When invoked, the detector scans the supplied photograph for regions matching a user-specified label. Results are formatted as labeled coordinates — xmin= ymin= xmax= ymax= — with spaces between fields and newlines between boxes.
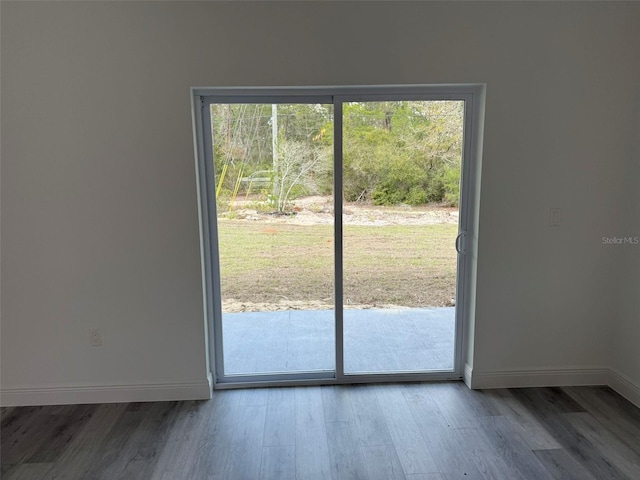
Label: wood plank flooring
xmin=1 ymin=383 xmax=639 ymax=479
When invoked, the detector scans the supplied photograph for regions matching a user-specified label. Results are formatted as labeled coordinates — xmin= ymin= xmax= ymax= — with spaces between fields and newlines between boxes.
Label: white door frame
xmin=191 ymin=84 xmax=485 ymax=389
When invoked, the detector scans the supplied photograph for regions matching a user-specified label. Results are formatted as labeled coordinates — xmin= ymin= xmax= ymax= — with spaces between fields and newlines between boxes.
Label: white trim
xmin=465 ymin=367 xmax=640 ymax=408
xmin=194 ymin=84 xmax=485 ymax=387
xmin=608 ymin=368 xmax=640 ymax=408
xmin=334 ymin=98 xmax=345 ymax=381
xmin=0 ymin=379 xmax=212 ymax=407
xmin=214 ymin=372 xmax=461 ymax=390
xmin=4 ymin=370 xmax=636 ymax=407
xmin=192 ymin=84 xmax=483 ymax=98
xmin=463 ymin=363 xmax=474 ymax=388
xmin=467 ymin=367 xmax=610 ymax=390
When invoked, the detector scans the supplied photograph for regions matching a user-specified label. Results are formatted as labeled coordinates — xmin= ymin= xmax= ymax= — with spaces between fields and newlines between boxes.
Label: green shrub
xmin=425 ymin=180 xmax=445 ymax=203
xmin=372 ymin=186 xmax=404 ymax=205
xmin=406 ymin=187 xmax=428 ymax=206
xmin=440 ymin=167 xmax=461 ymax=206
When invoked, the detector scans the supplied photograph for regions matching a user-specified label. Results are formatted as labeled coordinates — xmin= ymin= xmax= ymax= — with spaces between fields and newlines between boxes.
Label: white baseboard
xmin=608 ymin=369 xmax=640 ymax=408
xmin=463 ymin=363 xmax=473 ymax=388
xmin=3 ymin=370 xmax=637 ymax=408
xmin=0 ymin=379 xmax=212 ymax=407
xmin=466 ymin=367 xmax=610 ymax=390
xmin=465 ymin=366 xmax=640 ymax=408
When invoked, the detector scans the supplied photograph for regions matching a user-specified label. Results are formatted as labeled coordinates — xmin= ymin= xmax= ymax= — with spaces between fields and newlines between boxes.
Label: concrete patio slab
xmin=221 ymin=307 xmax=455 ymax=375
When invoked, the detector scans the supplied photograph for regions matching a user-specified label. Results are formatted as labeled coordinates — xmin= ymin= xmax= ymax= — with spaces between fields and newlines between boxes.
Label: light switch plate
xmin=549 ymin=208 xmax=561 ymax=227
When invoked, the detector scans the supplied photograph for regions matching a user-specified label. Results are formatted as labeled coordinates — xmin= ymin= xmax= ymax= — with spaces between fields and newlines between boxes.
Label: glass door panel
xmin=210 ymin=103 xmax=335 ymax=376
xmin=341 ymin=100 xmax=464 ymax=374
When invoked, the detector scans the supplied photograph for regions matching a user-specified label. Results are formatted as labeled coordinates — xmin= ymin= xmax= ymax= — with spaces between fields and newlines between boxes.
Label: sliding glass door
xmin=206 ymin=99 xmax=336 ymax=380
xmin=193 ymin=86 xmax=479 ymax=386
xmin=341 ymin=99 xmax=464 ymax=374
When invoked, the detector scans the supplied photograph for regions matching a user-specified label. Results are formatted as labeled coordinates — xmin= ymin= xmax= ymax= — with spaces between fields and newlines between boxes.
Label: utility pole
xmin=272 ymin=104 xmax=278 ymax=207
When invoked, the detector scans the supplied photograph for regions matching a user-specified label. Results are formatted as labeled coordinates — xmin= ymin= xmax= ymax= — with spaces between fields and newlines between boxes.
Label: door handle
xmin=455 ymin=232 xmax=466 ymax=254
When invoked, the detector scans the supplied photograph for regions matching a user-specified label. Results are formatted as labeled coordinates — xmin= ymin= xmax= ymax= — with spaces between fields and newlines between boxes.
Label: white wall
xmin=2 ymin=1 xmax=639 ymax=405
xmin=610 ymin=88 xmax=640 ymax=402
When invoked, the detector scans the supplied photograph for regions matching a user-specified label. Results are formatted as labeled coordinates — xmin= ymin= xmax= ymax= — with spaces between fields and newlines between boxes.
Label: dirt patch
xmin=226 ymin=196 xmax=459 ymax=227
xmin=222 ymin=299 xmax=418 ymax=313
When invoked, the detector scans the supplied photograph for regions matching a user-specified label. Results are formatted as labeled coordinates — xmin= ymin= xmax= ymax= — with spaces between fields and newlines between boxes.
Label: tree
xmin=272 ymin=138 xmax=330 ymax=212
xmin=342 ymin=100 xmax=464 ymax=206
xmin=210 ymin=100 xmax=464 ymax=208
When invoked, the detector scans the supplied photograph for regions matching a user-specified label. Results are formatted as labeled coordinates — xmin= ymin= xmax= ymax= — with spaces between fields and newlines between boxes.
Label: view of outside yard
xmin=218 ymin=199 xmax=458 ymax=312
xmin=211 ymin=100 xmax=464 ymax=314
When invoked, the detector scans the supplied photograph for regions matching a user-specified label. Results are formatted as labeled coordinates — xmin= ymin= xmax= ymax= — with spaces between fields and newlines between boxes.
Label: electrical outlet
xmin=549 ymin=207 xmax=561 ymax=227
xmin=89 ymin=328 xmax=103 ymax=346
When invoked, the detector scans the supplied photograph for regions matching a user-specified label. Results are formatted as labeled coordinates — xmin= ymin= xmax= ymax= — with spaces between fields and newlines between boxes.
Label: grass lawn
xmin=218 ymin=220 xmax=458 ymax=309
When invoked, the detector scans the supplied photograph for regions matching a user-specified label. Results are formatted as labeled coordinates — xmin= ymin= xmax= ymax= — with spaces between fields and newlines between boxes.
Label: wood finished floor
xmin=2 ymin=383 xmax=639 ymax=479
